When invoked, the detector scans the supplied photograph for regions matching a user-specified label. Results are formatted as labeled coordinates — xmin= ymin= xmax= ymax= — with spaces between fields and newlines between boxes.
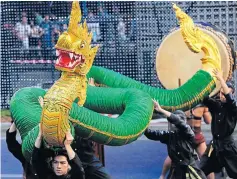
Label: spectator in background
xmin=117 ymin=17 xmax=126 ymax=42
xmin=52 ymin=25 xmax=61 ymax=46
xmin=15 ymin=12 xmax=27 ymax=23
xmin=88 ymin=11 xmax=96 ymax=21
xmin=15 ymin=16 xmax=31 ymax=54
xmin=62 ymin=24 xmax=68 ymax=31
xmin=29 ymin=20 xmax=43 ymax=59
xmin=21 ymin=12 xmax=27 ymax=17
xmin=35 ymin=12 xmax=43 ymax=26
xmin=98 ymin=5 xmax=109 ymax=18
xmin=40 ymin=15 xmax=52 ymax=60
xmin=128 ymin=14 xmax=137 ymax=42
xmin=50 ymin=14 xmax=61 ymax=47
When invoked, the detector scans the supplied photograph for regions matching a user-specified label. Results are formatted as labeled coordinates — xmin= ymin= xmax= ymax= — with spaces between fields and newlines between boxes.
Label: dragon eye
xmin=80 ymin=43 xmax=85 ymax=48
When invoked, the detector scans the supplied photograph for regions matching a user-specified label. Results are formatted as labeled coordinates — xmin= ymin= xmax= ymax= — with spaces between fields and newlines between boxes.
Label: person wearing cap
xmin=144 ymin=100 xmax=207 ymax=179
xmin=32 ymin=124 xmax=85 ymax=179
xmin=199 ymin=69 xmax=237 ymax=178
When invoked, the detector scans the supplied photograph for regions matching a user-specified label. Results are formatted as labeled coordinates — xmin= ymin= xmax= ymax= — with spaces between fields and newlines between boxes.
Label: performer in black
xmin=6 ymin=122 xmax=39 ymax=179
xmin=32 ymin=124 xmax=85 ymax=179
xmin=199 ymin=69 xmax=237 ymax=178
xmin=145 ymin=100 xmax=206 ymax=179
xmin=38 ymin=96 xmax=112 ymax=179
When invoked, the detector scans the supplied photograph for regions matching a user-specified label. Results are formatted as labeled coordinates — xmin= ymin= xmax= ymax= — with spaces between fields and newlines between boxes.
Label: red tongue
xmin=59 ymin=52 xmax=72 ymax=66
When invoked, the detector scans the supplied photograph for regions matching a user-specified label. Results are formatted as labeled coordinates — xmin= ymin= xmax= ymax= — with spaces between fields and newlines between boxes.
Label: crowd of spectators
xmin=3 ymin=3 xmax=137 ymax=61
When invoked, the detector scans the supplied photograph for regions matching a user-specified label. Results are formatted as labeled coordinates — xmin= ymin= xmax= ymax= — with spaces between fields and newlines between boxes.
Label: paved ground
xmin=1 ymin=121 xmax=236 ymax=179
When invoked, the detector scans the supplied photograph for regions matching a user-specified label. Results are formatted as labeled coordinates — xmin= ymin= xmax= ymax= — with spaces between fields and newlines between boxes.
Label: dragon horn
xmin=68 ymin=1 xmax=82 ymax=38
xmin=88 ymin=32 xmax=93 ymax=44
xmin=90 ymin=45 xmax=99 ymax=59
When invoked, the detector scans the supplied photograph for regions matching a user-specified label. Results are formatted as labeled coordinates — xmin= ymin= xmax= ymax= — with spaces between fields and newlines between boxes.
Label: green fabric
xmin=10 ymin=66 xmax=215 ymax=161
xmin=87 ymin=66 xmax=215 ymax=111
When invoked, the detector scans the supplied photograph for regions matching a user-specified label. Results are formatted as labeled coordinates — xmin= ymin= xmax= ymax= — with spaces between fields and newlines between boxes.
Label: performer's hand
xmin=212 ymin=69 xmax=224 ymax=82
xmin=152 ymin=99 xmax=162 ymax=112
xmin=212 ymin=69 xmax=231 ymax=94
xmin=204 ymin=107 xmax=209 ymax=113
xmin=35 ymin=124 xmax=43 ymax=148
xmin=38 ymin=96 xmax=44 ymax=107
xmin=88 ymin=78 xmax=95 ymax=86
xmin=159 ymin=175 xmax=165 ymax=179
xmin=9 ymin=122 xmax=17 ymax=133
xmin=64 ymin=130 xmax=74 ymax=146
xmin=64 ymin=130 xmax=76 ymax=160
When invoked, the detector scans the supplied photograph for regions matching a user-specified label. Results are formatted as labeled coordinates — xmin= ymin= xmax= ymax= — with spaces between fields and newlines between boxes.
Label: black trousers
xmin=167 ymin=163 xmax=207 ymax=179
xmin=199 ymin=140 xmax=237 ymax=178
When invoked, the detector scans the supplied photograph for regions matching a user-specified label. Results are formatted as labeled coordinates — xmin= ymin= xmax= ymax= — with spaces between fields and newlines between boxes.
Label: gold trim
xmin=68 ymin=113 xmax=153 ymax=140
xmin=84 ymin=130 xmax=95 ymax=140
xmin=124 ymin=138 xmax=130 ymax=145
xmin=188 ymin=165 xmax=202 ymax=179
xmin=162 ymin=79 xmax=215 ymax=111
xmin=104 ymin=136 xmax=113 ymax=145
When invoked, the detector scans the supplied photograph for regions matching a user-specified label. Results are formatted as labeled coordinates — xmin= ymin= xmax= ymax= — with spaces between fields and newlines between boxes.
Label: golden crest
xmin=173 ymin=4 xmax=221 ymax=77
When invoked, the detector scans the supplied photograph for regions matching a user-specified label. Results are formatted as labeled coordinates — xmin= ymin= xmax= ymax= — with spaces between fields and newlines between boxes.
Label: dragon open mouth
xmin=55 ymin=49 xmax=85 ymax=70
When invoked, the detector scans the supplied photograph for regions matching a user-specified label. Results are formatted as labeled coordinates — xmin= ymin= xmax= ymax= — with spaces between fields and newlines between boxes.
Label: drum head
xmin=156 ymin=24 xmax=234 ymax=96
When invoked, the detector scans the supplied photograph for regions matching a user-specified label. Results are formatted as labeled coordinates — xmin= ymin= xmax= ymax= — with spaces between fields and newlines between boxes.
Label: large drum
xmin=156 ymin=22 xmax=236 ymax=96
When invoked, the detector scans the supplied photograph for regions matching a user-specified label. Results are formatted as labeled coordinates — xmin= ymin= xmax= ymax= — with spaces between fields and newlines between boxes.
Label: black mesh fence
xmin=1 ymin=1 xmax=237 ymax=109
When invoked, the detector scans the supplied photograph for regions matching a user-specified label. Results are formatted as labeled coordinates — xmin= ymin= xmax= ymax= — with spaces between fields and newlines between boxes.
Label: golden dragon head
xmin=55 ymin=1 xmax=98 ymax=75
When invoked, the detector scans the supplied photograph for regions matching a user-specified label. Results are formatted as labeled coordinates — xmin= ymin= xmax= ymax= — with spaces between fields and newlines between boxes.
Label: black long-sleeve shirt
xmin=145 ymin=114 xmax=196 ymax=166
xmin=71 ymin=136 xmax=96 ymax=165
xmin=203 ymin=93 xmax=237 ymax=140
xmin=6 ymin=129 xmax=38 ymax=179
xmin=32 ymin=147 xmax=85 ymax=179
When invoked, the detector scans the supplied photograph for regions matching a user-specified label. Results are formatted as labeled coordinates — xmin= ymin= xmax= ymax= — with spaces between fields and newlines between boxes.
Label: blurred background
xmin=1 ymin=1 xmax=237 ymax=109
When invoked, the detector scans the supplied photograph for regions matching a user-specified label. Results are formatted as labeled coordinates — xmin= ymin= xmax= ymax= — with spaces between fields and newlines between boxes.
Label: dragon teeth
xmin=69 ymin=53 xmax=74 ymax=60
xmin=68 ymin=61 xmax=76 ymax=67
xmin=56 ymin=50 xmax=60 ymax=56
xmin=77 ymin=55 xmax=81 ymax=62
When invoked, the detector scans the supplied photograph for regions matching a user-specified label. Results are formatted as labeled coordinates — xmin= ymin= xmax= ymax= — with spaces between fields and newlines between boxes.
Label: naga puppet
xmin=10 ymin=2 xmax=236 ymax=161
